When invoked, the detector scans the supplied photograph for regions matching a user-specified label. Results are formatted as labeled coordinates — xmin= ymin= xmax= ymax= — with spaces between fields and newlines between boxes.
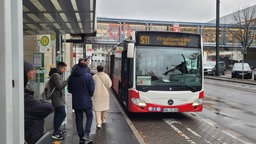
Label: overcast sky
xmin=96 ymin=0 xmax=256 ymax=23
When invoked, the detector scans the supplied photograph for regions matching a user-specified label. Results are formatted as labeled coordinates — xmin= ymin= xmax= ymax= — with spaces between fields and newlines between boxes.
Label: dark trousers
xmin=53 ymin=106 xmax=66 ymax=134
xmin=74 ymin=108 xmax=93 ymax=138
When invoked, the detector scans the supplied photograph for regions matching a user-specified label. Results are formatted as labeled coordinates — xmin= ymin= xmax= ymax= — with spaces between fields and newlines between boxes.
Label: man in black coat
xmin=24 ymin=61 xmax=53 ymax=144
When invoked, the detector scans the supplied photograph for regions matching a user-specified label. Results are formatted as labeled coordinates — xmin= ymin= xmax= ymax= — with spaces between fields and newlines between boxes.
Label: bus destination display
xmin=136 ymin=32 xmax=200 ymax=48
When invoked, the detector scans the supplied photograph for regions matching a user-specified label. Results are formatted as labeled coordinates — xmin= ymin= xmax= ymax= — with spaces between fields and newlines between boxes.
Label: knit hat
xmin=24 ymin=61 xmax=34 ymax=74
xmin=24 ymin=61 xmax=34 ymax=87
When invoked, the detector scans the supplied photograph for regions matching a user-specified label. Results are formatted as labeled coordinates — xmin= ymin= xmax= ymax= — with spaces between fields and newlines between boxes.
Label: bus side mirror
xmin=127 ymin=43 xmax=134 ymax=58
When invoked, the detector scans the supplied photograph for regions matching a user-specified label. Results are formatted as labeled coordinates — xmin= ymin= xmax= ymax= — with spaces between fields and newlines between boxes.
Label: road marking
xmin=186 ymin=128 xmax=201 ymax=137
xmin=164 ymin=119 xmax=196 ymax=144
xmin=194 ymin=117 xmax=254 ymax=144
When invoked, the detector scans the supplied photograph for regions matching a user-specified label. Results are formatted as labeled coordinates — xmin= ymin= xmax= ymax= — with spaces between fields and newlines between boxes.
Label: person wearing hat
xmin=24 ymin=61 xmax=36 ymax=94
xmin=24 ymin=61 xmax=53 ymax=144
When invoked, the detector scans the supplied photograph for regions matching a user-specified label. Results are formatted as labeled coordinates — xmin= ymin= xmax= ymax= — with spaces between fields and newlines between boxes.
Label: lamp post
xmin=241 ymin=33 xmax=246 ymax=80
xmin=216 ymin=0 xmax=220 ymax=76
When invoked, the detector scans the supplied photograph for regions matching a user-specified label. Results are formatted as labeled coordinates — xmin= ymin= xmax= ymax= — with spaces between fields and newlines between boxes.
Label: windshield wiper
xmin=138 ymin=86 xmax=150 ymax=92
xmin=179 ymin=84 xmax=199 ymax=92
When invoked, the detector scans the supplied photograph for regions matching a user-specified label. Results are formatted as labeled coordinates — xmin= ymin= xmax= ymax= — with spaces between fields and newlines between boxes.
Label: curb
xmin=205 ymin=76 xmax=256 ymax=85
xmin=110 ymin=91 xmax=146 ymax=144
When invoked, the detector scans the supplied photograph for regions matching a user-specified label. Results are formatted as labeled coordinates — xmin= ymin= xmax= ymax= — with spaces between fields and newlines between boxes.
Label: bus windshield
xmin=135 ymin=46 xmax=202 ymax=92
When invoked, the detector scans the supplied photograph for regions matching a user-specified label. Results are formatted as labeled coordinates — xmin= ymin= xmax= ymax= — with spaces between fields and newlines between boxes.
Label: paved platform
xmin=38 ymin=91 xmax=142 ymax=144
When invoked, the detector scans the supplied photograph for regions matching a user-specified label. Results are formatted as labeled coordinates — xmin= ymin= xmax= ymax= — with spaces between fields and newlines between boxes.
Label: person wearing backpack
xmin=42 ymin=67 xmax=58 ymax=100
xmin=24 ymin=61 xmax=53 ymax=144
xmin=49 ymin=62 xmax=68 ymax=140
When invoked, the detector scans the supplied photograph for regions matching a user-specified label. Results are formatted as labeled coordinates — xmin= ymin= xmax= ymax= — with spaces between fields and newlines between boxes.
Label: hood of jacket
xmin=71 ymin=64 xmax=86 ymax=77
xmin=49 ymin=67 xmax=58 ymax=76
xmin=49 ymin=67 xmax=63 ymax=76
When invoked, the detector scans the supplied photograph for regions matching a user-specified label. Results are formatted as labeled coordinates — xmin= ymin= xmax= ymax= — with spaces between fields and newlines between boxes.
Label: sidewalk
xmin=39 ymin=90 xmax=142 ymax=144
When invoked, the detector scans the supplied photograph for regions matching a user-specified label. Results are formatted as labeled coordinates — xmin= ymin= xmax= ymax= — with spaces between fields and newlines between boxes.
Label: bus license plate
xmin=163 ymin=108 xmax=178 ymax=112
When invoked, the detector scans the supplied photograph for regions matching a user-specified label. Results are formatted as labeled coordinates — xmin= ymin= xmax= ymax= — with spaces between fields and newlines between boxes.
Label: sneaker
xmin=59 ymin=130 xmax=66 ymax=135
xmin=82 ymin=135 xmax=92 ymax=143
xmin=102 ymin=120 xmax=106 ymax=124
xmin=79 ymin=139 xmax=85 ymax=144
xmin=52 ymin=133 xmax=65 ymax=140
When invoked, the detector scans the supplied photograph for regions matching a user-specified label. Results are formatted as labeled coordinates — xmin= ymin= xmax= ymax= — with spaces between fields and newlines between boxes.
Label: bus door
xmin=120 ymin=50 xmax=130 ymax=105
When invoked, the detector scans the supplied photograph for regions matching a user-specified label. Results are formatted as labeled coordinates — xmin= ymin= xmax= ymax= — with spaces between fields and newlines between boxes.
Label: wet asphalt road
xmin=198 ymin=78 xmax=256 ymax=143
xmin=128 ymin=77 xmax=256 ymax=144
xmin=129 ymin=112 xmax=247 ymax=144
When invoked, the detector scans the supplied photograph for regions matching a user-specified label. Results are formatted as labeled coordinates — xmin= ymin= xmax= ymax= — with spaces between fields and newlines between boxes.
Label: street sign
xmin=86 ymin=44 xmax=93 ymax=56
xmin=33 ymin=53 xmax=44 ymax=67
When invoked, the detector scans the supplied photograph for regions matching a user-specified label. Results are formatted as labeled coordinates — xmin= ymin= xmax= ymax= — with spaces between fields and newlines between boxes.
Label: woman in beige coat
xmin=92 ymin=65 xmax=112 ymax=128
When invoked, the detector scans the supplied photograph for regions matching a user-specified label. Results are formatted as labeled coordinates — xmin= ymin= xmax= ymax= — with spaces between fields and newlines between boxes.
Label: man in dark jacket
xmin=68 ymin=62 xmax=95 ymax=144
xmin=24 ymin=61 xmax=53 ymax=144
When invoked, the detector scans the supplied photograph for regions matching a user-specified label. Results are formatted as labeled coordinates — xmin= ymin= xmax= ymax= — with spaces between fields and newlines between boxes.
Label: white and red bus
xmin=110 ymin=31 xmax=204 ymax=113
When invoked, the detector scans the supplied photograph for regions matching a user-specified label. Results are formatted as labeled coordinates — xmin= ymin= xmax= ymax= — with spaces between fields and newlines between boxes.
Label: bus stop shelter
xmin=0 ymin=0 xmax=96 ymax=143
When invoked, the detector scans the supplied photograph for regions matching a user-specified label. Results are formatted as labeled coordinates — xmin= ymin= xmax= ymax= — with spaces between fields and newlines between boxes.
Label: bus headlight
xmin=192 ymin=98 xmax=203 ymax=106
xmin=131 ymin=98 xmax=146 ymax=107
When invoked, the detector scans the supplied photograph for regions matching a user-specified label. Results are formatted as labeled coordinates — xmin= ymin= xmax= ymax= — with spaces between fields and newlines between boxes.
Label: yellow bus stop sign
xmin=41 ymin=36 xmax=49 ymax=46
xmin=50 ymin=34 xmax=55 ymax=40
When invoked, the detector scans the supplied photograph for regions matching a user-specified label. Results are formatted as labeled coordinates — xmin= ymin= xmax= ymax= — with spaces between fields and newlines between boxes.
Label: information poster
xmin=137 ymin=76 xmax=151 ymax=85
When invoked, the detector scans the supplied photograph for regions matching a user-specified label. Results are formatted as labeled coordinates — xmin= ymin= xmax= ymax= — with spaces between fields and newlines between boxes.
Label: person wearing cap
xmin=24 ymin=61 xmax=53 ymax=144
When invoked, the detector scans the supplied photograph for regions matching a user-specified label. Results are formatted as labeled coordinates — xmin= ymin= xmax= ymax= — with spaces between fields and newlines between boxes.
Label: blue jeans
xmin=53 ymin=106 xmax=66 ymax=134
xmin=74 ymin=108 xmax=93 ymax=138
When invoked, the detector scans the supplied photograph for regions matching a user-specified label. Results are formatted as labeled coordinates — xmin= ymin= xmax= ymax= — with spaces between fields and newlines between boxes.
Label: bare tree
xmin=228 ymin=6 xmax=256 ymax=79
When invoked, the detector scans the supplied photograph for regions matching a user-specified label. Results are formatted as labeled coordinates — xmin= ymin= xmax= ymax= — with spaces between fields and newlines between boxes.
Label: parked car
xmin=204 ymin=61 xmax=226 ymax=75
xmin=254 ymin=69 xmax=256 ymax=80
xmin=231 ymin=63 xmax=252 ymax=79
